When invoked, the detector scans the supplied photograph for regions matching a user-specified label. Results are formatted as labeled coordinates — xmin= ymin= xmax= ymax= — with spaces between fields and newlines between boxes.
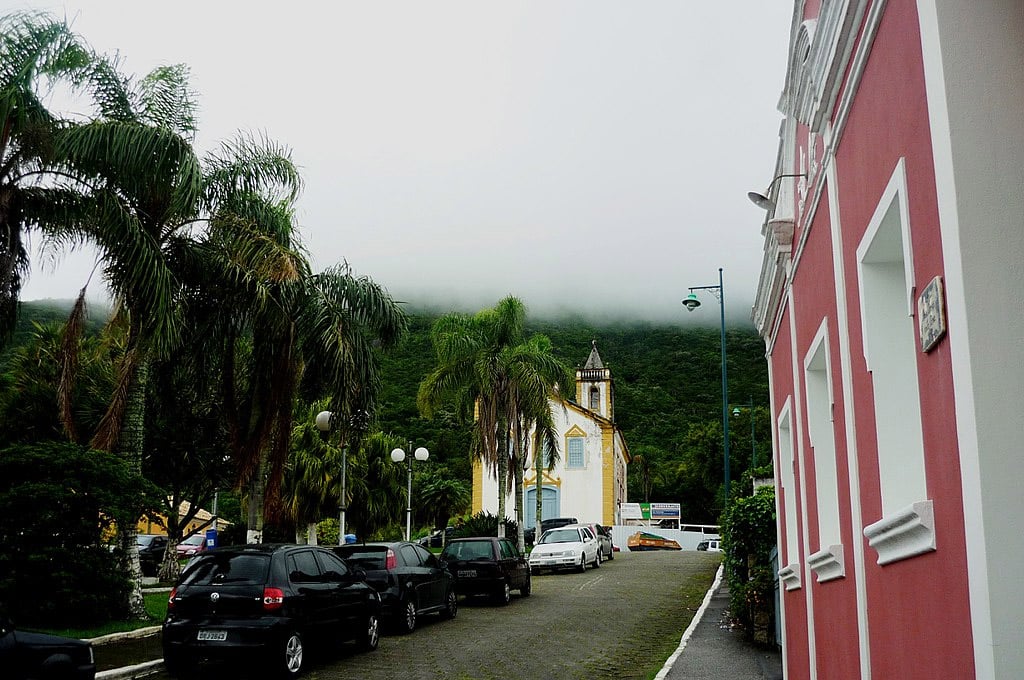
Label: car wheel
xmin=398 ymin=598 xmax=417 ymax=634
xmin=441 ymin=589 xmax=458 ymax=619
xmin=358 ymin=613 xmax=380 ymax=652
xmin=578 ymin=554 xmax=587 ymax=572
xmin=520 ymin=573 xmax=532 ymax=597
xmin=593 ymin=551 xmax=601 ymax=568
xmin=607 ymin=548 xmax=614 ymax=561
xmin=278 ymin=630 xmax=304 ymax=677
xmin=494 ymin=580 xmax=511 ymax=606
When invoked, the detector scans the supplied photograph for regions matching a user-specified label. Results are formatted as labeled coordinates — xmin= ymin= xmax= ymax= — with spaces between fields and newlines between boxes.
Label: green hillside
xmin=8 ymin=302 xmax=771 ymax=522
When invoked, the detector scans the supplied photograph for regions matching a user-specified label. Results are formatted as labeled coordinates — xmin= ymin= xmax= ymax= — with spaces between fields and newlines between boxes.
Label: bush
xmin=453 ymin=511 xmax=518 ymax=539
xmin=0 ymin=443 xmax=155 ymax=627
xmin=720 ymin=486 xmax=777 ymax=644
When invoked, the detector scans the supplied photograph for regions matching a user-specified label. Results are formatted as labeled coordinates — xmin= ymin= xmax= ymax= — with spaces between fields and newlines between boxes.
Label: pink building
xmin=751 ymin=2 xmax=1023 ymax=678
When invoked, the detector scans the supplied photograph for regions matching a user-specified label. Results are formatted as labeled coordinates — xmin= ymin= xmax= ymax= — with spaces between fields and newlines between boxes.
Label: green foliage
xmin=720 ymin=486 xmax=777 ymax=643
xmin=418 ymin=467 xmax=471 ymax=531
xmin=0 ymin=442 xmax=160 ymax=626
xmin=453 ymin=511 xmax=518 ymax=539
xmin=377 ymin=313 xmax=770 ymax=524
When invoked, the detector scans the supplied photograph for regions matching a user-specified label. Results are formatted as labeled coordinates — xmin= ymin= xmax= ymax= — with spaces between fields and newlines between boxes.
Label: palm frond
xmin=202 ymin=131 xmax=302 ymax=208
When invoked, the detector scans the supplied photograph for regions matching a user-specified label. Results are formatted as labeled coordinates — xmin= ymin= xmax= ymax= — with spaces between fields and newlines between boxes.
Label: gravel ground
xmin=144 ymin=550 xmax=722 ymax=680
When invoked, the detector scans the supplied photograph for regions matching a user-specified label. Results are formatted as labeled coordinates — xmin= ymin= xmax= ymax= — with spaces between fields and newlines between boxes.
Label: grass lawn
xmin=33 ymin=591 xmax=169 ymax=640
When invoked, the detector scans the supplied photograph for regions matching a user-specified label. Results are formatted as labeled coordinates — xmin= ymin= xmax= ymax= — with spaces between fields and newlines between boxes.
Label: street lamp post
xmin=391 ymin=444 xmax=429 ymax=541
xmin=732 ymin=395 xmax=757 ymax=469
xmin=683 ymin=267 xmax=732 ymax=499
xmin=316 ymin=409 xmax=369 ymax=546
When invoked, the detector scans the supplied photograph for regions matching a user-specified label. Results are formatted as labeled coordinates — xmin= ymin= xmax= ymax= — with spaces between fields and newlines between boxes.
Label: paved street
xmin=142 ymin=550 xmax=721 ymax=680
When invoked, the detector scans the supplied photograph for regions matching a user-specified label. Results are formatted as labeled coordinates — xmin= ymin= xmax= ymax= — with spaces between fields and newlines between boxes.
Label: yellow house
xmin=135 ymin=500 xmax=231 ymax=537
xmin=473 ymin=341 xmax=630 ymax=527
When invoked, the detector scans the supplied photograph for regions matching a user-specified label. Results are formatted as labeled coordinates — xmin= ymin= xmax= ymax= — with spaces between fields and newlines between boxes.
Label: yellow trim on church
xmin=602 ymin=424 xmax=615 ymax=525
xmin=472 ymin=458 xmax=483 ymax=514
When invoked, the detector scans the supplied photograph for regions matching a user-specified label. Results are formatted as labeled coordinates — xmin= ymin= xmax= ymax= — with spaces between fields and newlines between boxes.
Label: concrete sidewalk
xmin=657 ymin=567 xmax=783 ymax=680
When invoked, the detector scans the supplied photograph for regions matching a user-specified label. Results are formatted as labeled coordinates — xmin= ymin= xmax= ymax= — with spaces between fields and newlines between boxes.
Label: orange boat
xmin=627 ymin=531 xmax=682 ymax=551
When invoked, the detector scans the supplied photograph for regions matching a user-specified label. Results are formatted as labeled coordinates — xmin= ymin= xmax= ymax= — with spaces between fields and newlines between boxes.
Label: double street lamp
xmin=391 ymin=444 xmax=429 ymax=541
xmin=683 ymin=267 xmax=732 ymax=499
xmin=315 ymin=409 xmax=369 ymax=546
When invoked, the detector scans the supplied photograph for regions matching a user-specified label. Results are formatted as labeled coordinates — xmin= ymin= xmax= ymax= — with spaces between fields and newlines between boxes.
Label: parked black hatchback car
xmin=162 ymin=544 xmax=380 ymax=677
xmin=0 ymin=613 xmax=95 ymax=680
xmin=332 ymin=541 xmax=456 ymax=634
xmin=440 ymin=537 xmax=531 ymax=605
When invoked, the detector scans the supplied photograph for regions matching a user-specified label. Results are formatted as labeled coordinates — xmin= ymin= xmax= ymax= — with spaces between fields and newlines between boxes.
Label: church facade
xmin=471 ymin=342 xmax=630 ymax=527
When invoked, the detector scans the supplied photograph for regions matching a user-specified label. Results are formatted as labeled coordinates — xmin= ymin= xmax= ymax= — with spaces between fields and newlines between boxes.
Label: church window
xmin=567 ymin=437 xmax=584 ymax=468
xmin=589 ymin=386 xmax=601 ymax=411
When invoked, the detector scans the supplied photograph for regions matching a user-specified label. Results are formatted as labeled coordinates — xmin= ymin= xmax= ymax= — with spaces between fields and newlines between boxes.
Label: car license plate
xmin=197 ymin=630 xmax=227 ymax=641
xmin=458 ymin=569 xmax=477 ymax=578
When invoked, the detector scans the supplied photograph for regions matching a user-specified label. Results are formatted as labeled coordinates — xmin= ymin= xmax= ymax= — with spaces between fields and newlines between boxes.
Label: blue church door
xmin=524 ymin=487 xmax=559 ymax=528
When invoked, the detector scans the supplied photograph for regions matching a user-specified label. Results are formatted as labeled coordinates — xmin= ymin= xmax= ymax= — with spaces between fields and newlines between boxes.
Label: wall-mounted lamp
xmin=747 ymin=173 xmax=807 ymax=211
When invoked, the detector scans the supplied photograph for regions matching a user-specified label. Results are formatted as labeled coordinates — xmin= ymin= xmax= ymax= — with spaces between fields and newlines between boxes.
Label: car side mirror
xmin=438 ymin=559 xmax=448 ymax=570
xmin=352 ymin=568 xmax=367 ymax=581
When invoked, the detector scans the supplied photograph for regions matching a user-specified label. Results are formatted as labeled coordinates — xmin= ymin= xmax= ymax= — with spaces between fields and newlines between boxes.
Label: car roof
xmin=334 ymin=542 xmax=408 ymax=550
xmin=204 ymin=543 xmax=322 ymax=555
xmin=445 ymin=536 xmax=496 ymax=543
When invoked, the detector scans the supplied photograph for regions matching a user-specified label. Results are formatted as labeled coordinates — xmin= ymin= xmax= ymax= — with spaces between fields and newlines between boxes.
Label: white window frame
xmin=804 ymin=320 xmax=844 ymax=582
xmin=856 ymin=157 xmax=935 ymax=565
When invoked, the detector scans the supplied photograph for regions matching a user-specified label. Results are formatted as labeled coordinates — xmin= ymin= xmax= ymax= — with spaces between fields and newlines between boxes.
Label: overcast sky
xmin=9 ymin=1 xmax=792 ymax=325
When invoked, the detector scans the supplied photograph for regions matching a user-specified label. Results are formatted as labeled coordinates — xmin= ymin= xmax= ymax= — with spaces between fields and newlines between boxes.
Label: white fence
xmin=609 ymin=524 xmax=720 ymax=552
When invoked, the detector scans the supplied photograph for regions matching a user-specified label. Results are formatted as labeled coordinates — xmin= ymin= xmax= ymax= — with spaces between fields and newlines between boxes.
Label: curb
xmin=86 ymin=625 xmax=162 ymax=646
xmin=96 ymin=659 xmax=164 ymax=680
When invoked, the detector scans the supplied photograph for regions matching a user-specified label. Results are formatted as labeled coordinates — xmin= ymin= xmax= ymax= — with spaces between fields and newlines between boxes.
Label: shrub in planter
xmin=0 ymin=443 xmax=155 ymax=627
xmin=720 ymin=486 xmax=777 ymax=643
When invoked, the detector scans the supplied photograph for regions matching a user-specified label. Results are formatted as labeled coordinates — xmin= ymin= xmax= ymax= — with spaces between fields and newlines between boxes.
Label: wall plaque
xmin=918 ymin=276 xmax=947 ymax=352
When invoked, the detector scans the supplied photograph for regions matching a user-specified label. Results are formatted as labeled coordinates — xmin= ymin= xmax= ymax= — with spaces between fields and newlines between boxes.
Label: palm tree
xmin=501 ymin=334 xmax=571 ymax=551
xmin=0 ymin=11 xmax=92 ymax=341
xmin=284 ymin=402 xmax=347 ymax=544
xmin=418 ymin=297 xmax=524 ymax=535
xmin=418 ymin=296 xmax=570 ymax=548
xmin=417 ymin=468 xmax=471 ymax=544
xmin=211 ymin=258 xmax=406 ymax=543
xmin=345 ymin=431 xmax=408 ymax=539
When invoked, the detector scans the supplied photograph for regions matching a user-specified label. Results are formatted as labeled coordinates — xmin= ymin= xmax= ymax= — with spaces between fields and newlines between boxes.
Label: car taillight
xmin=167 ymin=587 xmax=177 ymax=612
xmin=263 ymin=587 xmax=284 ymax=611
xmin=385 ymin=548 xmax=397 ymax=571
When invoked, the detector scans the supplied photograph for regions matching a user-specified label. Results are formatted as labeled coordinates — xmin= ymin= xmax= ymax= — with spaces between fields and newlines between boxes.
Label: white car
xmin=528 ymin=525 xmax=602 ymax=573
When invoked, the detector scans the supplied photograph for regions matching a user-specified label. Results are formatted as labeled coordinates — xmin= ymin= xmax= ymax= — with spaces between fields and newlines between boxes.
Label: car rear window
xmin=335 ymin=548 xmax=387 ymax=570
xmin=541 ymin=528 xmax=581 ymax=543
xmin=442 ymin=541 xmax=493 ymax=560
xmin=180 ymin=553 xmax=271 ymax=585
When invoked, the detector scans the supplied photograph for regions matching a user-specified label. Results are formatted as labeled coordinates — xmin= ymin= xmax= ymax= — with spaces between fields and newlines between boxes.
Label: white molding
xmin=826 ymin=157 xmax=871 ymax=679
xmin=809 ymin=544 xmax=846 ymax=582
xmin=780 ymin=563 xmax=803 ymax=591
xmin=787 ymin=292 xmax=818 ymax=680
xmin=864 ymin=500 xmax=936 ymax=565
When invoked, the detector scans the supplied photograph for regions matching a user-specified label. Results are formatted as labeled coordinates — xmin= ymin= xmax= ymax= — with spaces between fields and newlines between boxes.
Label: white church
xmin=472 ymin=341 xmax=631 ymax=528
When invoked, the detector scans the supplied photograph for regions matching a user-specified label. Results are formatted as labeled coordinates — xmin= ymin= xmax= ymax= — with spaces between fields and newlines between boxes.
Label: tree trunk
xmin=158 ymin=494 xmax=182 ymax=583
xmin=535 ymin=436 xmax=544 ymax=544
xmin=116 ymin=361 xmax=149 ymax=619
xmin=158 ymin=535 xmax=182 ymax=583
xmin=246 ymin=454 xmax=267 ymax=544
xmin=496 ymin=426 xmax=508 ymax=538
xmin=512 ymin=418 xmax=525 ymax=553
